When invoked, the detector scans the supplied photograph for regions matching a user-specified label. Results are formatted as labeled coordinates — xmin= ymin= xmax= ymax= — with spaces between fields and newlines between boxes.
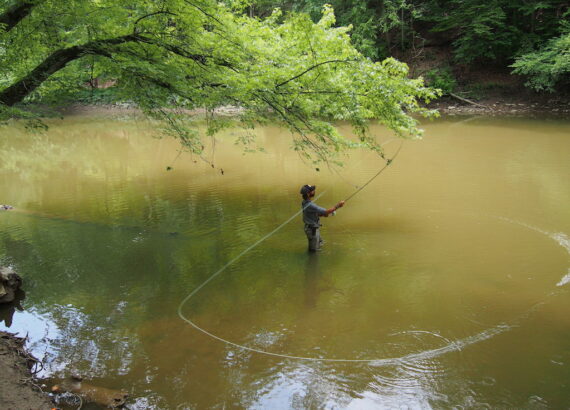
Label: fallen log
xmin=449 ymin=92 xmax=492 ymax=109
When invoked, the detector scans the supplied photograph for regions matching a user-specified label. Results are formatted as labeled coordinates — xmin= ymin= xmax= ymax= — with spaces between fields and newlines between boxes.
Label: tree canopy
xmin=0 ymin=0 xmax=439 ymax=163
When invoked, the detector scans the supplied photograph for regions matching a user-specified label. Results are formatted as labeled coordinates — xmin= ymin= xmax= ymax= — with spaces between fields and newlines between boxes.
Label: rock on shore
xmin=0 ymin=266 xmax=22 ymax=304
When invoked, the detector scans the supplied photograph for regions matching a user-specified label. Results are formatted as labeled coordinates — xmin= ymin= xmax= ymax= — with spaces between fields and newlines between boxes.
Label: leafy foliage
xmin=426 ymin=67 xmax=456 ymax=94
xmin=511 ymin=33 xmax=570 ymax=91
xmin=424 ymin=0 xmax=565 ymax=65
xmin=427 ymin=0 xmax=510 ymax=63
xmin=0 ymin=0 xmax=439 ymax=163
xmin=249 ymin=0 xmax=422 ymax=60
xmin=244 ymin=0 xmax=570 ymax=92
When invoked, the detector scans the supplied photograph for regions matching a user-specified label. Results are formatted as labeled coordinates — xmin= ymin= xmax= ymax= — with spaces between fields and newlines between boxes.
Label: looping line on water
xmin=177 ymin=143 xmax=568 ymax=364
xmin=177 ymin=144 xmax=406 ymax=363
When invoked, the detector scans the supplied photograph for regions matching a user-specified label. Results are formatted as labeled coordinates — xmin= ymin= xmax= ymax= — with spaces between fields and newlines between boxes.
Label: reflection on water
xmin=0 ymin=115 xmax=569 ymax=408
xmin=0 ymin=289 xmax=24 ymax=327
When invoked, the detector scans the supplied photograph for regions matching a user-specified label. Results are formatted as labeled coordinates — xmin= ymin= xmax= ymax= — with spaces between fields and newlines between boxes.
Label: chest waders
xmin=304 ymin=224 xmax=322 ymax=251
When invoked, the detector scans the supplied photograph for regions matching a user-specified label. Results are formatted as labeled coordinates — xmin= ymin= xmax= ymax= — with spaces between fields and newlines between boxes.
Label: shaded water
xmin=1 ymin=115 xmax=569 ymax=408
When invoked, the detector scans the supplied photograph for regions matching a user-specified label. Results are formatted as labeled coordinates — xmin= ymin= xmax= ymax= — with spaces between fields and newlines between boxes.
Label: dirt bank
xmin=0 ymin=331 xmax=53 ymax=409
xmin=395 ymin=43 xmax=570 ymax=118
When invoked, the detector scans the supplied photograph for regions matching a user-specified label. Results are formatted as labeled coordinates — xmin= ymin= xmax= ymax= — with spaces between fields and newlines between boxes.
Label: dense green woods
xmin=246 ymin=0 xmax=570 ymax=92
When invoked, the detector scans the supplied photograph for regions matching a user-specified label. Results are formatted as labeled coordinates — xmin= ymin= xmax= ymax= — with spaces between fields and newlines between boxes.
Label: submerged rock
xmin=52 ymin=376 xmax=129 ymax=408
xmin=0 ymin=266 xmax=22 ymax=304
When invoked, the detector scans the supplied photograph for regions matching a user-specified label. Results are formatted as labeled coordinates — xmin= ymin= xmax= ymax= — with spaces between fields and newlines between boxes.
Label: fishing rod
xmin=342 ymin=141 xmax=404 ymax=203
xmin=177 ymin=142 xmax=407 ymax=360
xmin=177 ymin=141 xmax=566 ymax=364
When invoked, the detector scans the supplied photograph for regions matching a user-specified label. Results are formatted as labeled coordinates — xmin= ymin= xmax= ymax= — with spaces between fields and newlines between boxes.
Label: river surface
xmin=1 ymin=114 xmax=569 ymax=409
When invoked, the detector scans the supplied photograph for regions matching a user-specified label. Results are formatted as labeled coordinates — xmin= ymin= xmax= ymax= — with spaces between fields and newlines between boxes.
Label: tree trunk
xmin=0 ymin=34 xmax=141 ymax=106
xmin=0 ymin=1 xmax=35 ymax=32
xmin=0 ymin=46 xmax=84 ymax=106
xmin=0 ymin=32 xmax=222 ymax=107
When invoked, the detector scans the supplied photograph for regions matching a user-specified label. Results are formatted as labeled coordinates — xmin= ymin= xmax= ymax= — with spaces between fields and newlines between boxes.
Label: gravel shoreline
xmin=431 ymin=95 xmax=570 ymax=117
xmin=46 ymin=95 xmax=570 ymax=119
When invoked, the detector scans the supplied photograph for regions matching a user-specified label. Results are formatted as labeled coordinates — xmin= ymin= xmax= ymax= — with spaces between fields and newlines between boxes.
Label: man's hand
xmin=326 ymin=201 xmax=345 ymax=216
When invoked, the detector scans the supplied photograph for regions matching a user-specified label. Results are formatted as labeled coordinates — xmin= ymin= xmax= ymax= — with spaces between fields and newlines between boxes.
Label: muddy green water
xmin=1 ymin=115 xmax=569 ymax=408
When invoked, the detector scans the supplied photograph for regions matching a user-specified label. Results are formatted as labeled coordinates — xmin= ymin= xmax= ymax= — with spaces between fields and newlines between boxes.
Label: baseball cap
xmin=300 ymin=184 xmax=316 ymax=195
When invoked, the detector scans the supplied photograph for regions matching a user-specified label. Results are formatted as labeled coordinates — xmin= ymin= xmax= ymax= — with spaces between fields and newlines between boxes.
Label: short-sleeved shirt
xmin=302 ymin=199 xmax=327 ymax=227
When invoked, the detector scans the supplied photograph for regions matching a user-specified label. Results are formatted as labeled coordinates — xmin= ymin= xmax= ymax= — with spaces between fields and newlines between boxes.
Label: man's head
xmin=300 ymin=184 xmax=316 ymax=200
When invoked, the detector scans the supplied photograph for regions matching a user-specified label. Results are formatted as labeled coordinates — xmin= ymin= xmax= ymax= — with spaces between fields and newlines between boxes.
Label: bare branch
xmin=182 ymin=0 xmax=223 ymax=26
xmin=275 ymin=59 xmax=353 ymax=88
xmin=133 ymin=10 xmax=177 ymax=34
xmin=275 ymin=89 xmax=369 ymax=97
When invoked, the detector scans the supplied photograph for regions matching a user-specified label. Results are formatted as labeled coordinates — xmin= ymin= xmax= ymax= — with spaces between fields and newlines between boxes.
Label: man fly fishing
xmin=300 ymin=185 xmax=345 ymax=252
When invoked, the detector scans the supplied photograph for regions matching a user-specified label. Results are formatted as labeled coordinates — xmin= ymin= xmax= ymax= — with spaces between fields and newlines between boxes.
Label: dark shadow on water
xmin=0 ymin=289 xmax=25 ymax=328
xmin=304 ymin=252 xmax=322 ymax=309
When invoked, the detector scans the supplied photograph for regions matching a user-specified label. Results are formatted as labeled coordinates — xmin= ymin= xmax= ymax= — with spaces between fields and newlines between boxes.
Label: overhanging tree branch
xmin=0 ymin=32 xmax=235 ymax=106
xmin=182 ymin=0 xmax=223 ymax=26
xmin=0 ymin=34 xmax=142 ymax=106
xmin=275 ymin=59 xmax=353 ymax=88
xmin=133 ymin=11 xmax=177 ymax=34
xmin=0 ymin=1 xmax=35 ymax=32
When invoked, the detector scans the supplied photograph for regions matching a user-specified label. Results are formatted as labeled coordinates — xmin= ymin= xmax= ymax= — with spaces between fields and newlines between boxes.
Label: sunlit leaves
xmin=1 ymin=1 xmax=439 ymax=163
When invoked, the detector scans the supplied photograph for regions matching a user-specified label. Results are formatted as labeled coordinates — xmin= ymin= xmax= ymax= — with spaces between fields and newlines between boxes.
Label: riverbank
xmin=0 ymin=331 xmax=53 ymax=409
xmin=431 ymin=94 xmax=570 ymax=116
xmin=48 ymin=93 xmax=570 ymax=120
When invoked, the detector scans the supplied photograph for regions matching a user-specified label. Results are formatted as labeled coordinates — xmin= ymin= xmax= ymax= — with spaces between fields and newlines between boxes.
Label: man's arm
xmin=319 ymin=201 xmax=345 ymax=217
